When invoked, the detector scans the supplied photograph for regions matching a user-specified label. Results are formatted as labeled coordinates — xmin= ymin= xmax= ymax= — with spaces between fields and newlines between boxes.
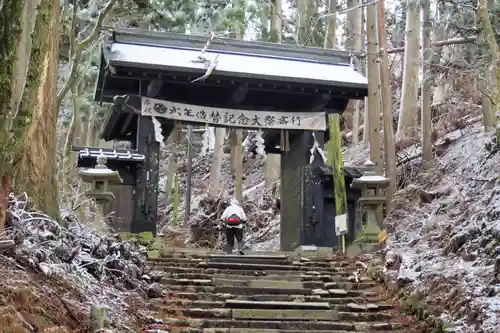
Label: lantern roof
xmin=77 ymin=154 xmax=123 ymax=184
xmin=351 ymin=160 xmax=390 ymax=189
xmin=78 ymin=168 xmax=123 ymax=184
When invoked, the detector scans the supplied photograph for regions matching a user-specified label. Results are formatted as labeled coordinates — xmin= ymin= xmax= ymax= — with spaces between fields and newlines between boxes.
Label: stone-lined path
xmin=146 ymin=248 xmax=421 ymax=333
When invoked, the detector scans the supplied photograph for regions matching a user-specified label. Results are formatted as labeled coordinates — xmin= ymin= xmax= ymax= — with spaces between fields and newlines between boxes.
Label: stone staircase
xmin=147 ymin=249 xmax=419 ymax=333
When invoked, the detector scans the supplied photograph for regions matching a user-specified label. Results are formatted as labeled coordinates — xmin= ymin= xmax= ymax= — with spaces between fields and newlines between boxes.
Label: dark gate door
xmin=347 ymin=200 xmax=357 ymax=243
xmin=303 ymin=197 xmax=339 ymax=248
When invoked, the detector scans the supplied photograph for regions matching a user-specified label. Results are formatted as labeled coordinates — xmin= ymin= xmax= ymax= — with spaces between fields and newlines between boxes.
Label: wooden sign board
xmin=335 ymin=214 xmax=348 ymax=236
xmin=141 ymin=97 xmax=327 ymax=131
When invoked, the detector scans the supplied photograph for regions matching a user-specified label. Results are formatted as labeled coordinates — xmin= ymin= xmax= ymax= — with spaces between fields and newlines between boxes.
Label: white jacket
xmin=221 ymin=200 xmax=247 ymax=229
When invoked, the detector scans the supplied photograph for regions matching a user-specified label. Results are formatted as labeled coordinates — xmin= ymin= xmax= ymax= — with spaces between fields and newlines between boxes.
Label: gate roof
xmin=95 ymin=27 xmax=367 ymax=104
xmin=95 ymin=28 xmax=369 ymax=143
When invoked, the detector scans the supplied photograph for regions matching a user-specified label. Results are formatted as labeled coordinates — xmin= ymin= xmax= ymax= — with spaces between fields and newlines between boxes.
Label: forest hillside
xmin=1 ymin=0 xmax=500 ymax=331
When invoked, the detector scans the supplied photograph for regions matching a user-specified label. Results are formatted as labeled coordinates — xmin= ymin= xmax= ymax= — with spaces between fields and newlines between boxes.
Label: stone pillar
xmin=109 ymin=184 xmax=134 ymax=232
xmin=346 ymin=160 xmax=390 ymax=257
xmin=103 ymin=141 xmax=134 ymax=232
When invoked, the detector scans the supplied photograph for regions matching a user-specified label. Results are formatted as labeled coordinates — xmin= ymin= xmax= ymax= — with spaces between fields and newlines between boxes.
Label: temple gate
xmin=73 ymin=27 xmax=368 ymax=250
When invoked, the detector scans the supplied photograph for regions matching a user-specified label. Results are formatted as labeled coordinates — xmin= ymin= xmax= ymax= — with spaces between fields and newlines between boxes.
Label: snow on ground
xmin=381 ymin=126 xmax=500 ymax=333
xmin=314 ymin=124 xmax=500 ymax=332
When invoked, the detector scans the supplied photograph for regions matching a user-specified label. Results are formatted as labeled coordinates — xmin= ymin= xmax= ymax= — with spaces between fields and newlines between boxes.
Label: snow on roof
xmin=78 ymin=168 xmax=122 ymax=180
xmin=357 ymin=175 xmax=390 ymax=182
xmin=105 ymin=42 xmax=368 ymax=88
xmin=79 ymin=168 xmax=115 ymax=175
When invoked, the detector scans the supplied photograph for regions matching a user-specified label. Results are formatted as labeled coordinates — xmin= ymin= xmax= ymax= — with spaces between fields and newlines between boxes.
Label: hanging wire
xmin=302 ymin=0 xmax=380 ymax=47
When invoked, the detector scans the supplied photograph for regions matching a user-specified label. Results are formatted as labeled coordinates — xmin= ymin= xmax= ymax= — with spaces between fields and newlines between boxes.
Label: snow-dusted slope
xmin=382 ymin=126 xmax=500 ymax=333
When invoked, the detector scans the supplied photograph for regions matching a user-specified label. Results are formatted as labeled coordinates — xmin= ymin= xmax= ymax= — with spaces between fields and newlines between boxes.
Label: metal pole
xmin=184 ymin=125 xmax=193 ymax=228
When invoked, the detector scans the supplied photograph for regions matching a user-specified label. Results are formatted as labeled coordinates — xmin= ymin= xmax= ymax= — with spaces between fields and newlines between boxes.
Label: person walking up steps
xmin=220 ymin=198 xmax=247 ymax=255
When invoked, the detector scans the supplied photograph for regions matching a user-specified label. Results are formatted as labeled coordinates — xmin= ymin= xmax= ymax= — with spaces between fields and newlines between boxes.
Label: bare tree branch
xmin=303 ymin=0 xmax=380 ymax=47
xmin=69 ymin=0 xmax=78 ymax=57
xmin=78 ymin=0 xmax=117 ymax=50
xmin=383 ymin=37 xmax=476 ymax=55
xmin=57 ymin=0 xmax=117 ymax=107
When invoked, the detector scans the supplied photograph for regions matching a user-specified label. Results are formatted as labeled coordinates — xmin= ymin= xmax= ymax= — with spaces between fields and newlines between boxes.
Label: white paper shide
xmin=253 ymin=129 xmax=266 ymax=158
xmin=309 ymin=132 xmax=327 ymax=164
xmin=200 ymin=125 xmax=215 ymax=155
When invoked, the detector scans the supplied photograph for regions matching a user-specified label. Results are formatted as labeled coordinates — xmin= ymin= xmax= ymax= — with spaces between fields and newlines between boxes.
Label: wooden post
xmin=366 ymin=1 xmax=382 ymax=173
xmin=173 ymin=173 xmax=180 ymax=226
xmin=328 ymin=114 xmax=348 ymax=253
xmin=184 ymin=124 xmax=193 ymax=228
xmin=421 ymin=0 xmax=433 ymax=167
xmin=376 ymin=0 xmax=397 ymax=210
xmin=132 ymin=115 xmax=160 ymax=235
xmin=234 ymin=129 xmax=244 ymax=202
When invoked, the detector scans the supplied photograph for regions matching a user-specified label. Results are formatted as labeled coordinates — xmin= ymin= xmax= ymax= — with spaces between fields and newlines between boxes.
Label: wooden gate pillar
xmin=131 ymin=115 xmax=160 ymax=235
xmin=280 ymin=131 xmax=325 ymax=251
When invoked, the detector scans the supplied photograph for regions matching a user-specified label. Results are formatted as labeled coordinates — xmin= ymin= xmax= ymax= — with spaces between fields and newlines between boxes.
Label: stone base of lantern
xmin=346 ymin=241 xmax=381 ymax=258
xmin=87 ymin=190 xmax=116 ymax=204
xmin=92 ymin=204 xmax=108 ymax=233
xmin=345 ymin=209 xmax=383 ymax=258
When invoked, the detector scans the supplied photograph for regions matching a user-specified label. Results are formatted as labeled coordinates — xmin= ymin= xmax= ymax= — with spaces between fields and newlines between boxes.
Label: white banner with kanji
xmin=141 ymin=97 xmax=326 ymax=131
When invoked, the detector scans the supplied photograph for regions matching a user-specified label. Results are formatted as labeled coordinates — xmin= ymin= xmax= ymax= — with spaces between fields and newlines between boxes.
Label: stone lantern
xmin=346 ymin=160 xmax=390 ymax=257
xmin=78 ymin=153 xmax=123 ymax=204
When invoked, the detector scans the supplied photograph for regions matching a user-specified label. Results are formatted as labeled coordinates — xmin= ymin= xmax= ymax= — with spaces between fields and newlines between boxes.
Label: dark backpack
xmin=226 ymin=213 xmax=242 ymax=225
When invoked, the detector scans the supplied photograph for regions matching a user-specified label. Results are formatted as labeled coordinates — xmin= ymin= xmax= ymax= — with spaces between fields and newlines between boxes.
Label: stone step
xmin=208 ymin=254 xmax=290 ymax=265
xmin=149 ymin=261 xmax=355 ymax=272
xmin=209 ymin=254 xmax=289 ymax=259
xmin=161 ymin=272 xmax=368 ymax=282
xmin=165 ymin=329 xmax=419 ymax=333
xmin=167 ymin=285 xmax=312 ymax=295
xmin=323 ymin=281 xmax=378 ymax=290
xmin=286 ymin=260 xmax=349 ymax=268
xmin=207 ymin=258 xmax=290 ymax=265
xmin=211 ymin=278 xmax=324 ymax=290
xmin=225 ymin=300 xmax=330 ymax=310
xmin=158 ymin=249 xmax=292 ymax=258
xmin=155 ymin=256 xmax=302 ymax=264
xmin=146 ymin=254 xmax=416 ymax=333
xmin=150 ymin=257 xmax=205 ymax=264
xmin=156 ymin=248 xmax=345 ymax=260
xmin=161 ymin=317 xmax=411 ymax=331
xmin=154 ymin=299 xmax=329 ymax=310
xmin=166 ymin=292 xmax=385 ymax=304
xmin=316 ymin=288 xmax=378 ymax=297
xmin=153 ymin=266 xmax=357 ymax=276
xmin=159 ymin=278 xmax=322 ymax=289
xmin=159 ymin=278 xmax=374 ymax=290
xmin=155 ymin=299 xmax=393 ymax=311
xmin=150 ymin=257 xmax=334 ymax=267
xmin=150 ymin=262 xmax=206 ymax=268
xmin=148 ymin=257 xmax=343 ymax=265
xmin=161 ymin=278 xmax=213 ymax=286
xmin=163 ymin=328 xmax=420 ymax=333
xmin=230 ymin=308 xmax=395 ymax=321
xmin=155 ymin=299 xmax=226 ymax=308
xmin=200 ymin=329 xmax=415 ymax=333
xmin=198 ymin=262 xmax=348 ymax=272
xmin=157 ymin=308 xmax=396 ymax=322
